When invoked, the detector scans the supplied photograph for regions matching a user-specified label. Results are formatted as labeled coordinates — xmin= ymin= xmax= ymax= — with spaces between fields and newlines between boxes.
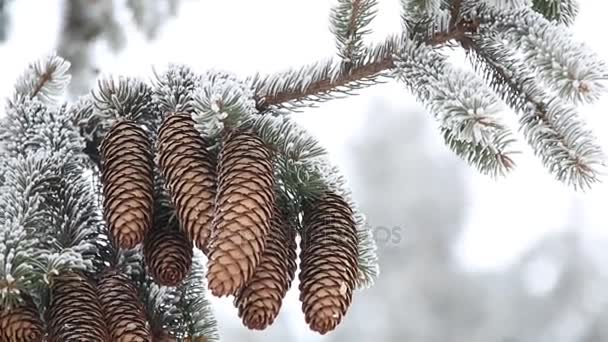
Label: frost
xmin=192 ymin=70 xmax=256 ymax=139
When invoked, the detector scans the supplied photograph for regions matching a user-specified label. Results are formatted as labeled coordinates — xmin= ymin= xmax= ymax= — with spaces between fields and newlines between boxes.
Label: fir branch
xmin=478 ymin=4 xmax=606 ymax=104
xmin=531 ymin=0 xmax=579 ymax=26
xmin=253 ymin=25 xmax=479 ymax=113
xmin=393 ymin=38 xmax=519 ymax=176
xmin=175 ymin=250 xmax=220 ymax=341
xmin=0 ymin=154 xmax=62 ymax=308
xmin=92 ymin=76 xmax=157 ymax=124
xmin=14 ymin=54 xmax=71 ymax=105
xmin=191 ymin=70 xmax=256 ymax=139
xmin=464 ymin=31 xmax=604 ymax=189
xmin=152 ymin=64 xmax=201 ymax=115
xmin=253 ymin=38 xmax=396 ymax=113
xmin=330 ymin=0 xmax=378 ymax=68
xmin=142 ymin=279 xmax=183 ymax=338
xmin=442 ymin=127 xmax=517 ymax=177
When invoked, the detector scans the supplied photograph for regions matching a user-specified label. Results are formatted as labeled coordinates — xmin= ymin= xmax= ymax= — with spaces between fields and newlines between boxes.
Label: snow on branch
xmin=14 ymin=54 xmax=71 ymax=105
xmin=477 ymin=3 xmax=606 ymax=104
xmin=466 ymin=30 xmax=604 ymax=189
xmin=152 ymin=64 xmax=201 ymax=115
xmin=175 ymin=250 xmax=220 ymax=341
xmin=252 ymin=35 xmax=399 ymax=113
xmin=330 ymin=0 xmax=378 ymax=67
xmin=192 ymin=70 xmax=256 ymax=139
xmin=393 ymin=39 xmax=519 ymax=176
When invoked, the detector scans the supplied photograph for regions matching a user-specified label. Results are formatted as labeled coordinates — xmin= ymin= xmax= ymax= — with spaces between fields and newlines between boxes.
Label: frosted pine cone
xmin=98 ymin=269 xmax=151 ymax=342
xmin=47 ymin=272 xmax=110 ymax=341
xmin=234 ymin=204 xmax=297 ymax=330
xmin=0 ymin=296 xmax=44 ymax=342
xmin=299 ymin=192 xmax=359 ymax=335
xmin=144 ymin=227 xmax=193 ymax=286
xmin=207 ymin=131 xmax=276 ymax=297
xmin=101 ymin=119 xmax=155 ymax=249
xmin=157 ymin=113 xmax=216 ymax=254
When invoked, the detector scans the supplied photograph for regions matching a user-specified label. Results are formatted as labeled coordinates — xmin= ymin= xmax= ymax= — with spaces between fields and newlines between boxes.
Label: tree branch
xmin=255 ymin=23 xmax=475 ymax=112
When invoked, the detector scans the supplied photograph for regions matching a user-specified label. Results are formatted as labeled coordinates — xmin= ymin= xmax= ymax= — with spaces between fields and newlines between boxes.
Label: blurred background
xmin=2 ymin=1 xmax=608 ymax=341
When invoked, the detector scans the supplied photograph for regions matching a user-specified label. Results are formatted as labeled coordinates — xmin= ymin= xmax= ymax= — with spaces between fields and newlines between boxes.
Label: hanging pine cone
xmin=157 ymin=113 xmax=216 ymax=254
xmin=0 ymin=296 xmax=44 ymax=342
xmin=207 ymin=131 xmax=276 ymax=297
xmin=47 ymin=272 xmax=110 ymax=341
xmin=98 ymin=269 xmax=151 ymax=341
xmin=101 ymin=119 xmax=155 ymax=249
xmin=234 ymin=204 xmax=297 ymax=330
xmin=299 ymin=192 xmax=359 ymax=335
xmin=144 ymin=227 xmax=193 ymax=286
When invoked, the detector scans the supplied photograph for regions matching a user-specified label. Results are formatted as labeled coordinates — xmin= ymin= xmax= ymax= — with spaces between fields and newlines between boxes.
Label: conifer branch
xmin=330 ymin=0 xmax=378 ymax=68
xmin=254 ymin=24 xmax=478 ymax=112
xmin=14 ymin=54 xmax=71 ymax=104
xmin=477 ymin=4 xmax=606 ymax=104
xmin=393 ymin=37 xmax=519 ymax=176
xmin=463 ymin=31 xmax=604 ymax=189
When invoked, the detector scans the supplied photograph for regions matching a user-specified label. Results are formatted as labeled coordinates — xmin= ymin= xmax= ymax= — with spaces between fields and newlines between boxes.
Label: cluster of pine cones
xmin=1 ymin=271 xmax=157 ymax=342
xmin=102 ymin=112 xmax=360 ymax=334
xmin=0 ymin=111 xmax=360 ymax=341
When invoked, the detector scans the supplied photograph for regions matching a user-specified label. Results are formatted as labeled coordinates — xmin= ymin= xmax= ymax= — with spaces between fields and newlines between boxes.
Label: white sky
xmin=1 ymin=0 xmax=608 ymax=339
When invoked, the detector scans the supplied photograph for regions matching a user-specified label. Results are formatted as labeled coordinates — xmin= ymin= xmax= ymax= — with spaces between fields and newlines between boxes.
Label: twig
xmin=256 ymin=24 xmax=475 ymax=111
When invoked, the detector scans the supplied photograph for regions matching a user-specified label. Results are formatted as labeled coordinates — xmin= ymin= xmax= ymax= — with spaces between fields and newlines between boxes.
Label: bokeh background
xmin=1 ymin=1 xmax=608 ymax=341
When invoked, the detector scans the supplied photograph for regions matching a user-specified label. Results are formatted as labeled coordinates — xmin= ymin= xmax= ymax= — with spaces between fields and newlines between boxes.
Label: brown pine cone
xmin=47 ymin=272 xmax=110 ymax=341
xmin=0 ymin=296 xmax=44 ymax=342
xmin=207 ymin=131 xmax=276 ymax=297
xmin=144 ymin=227 xmax=193 ymax=287
xmin=157 ymin=113 xmax=216 ymax=254
xmin=299 ymin=192 xmax=359 ymax=335
xmin=101 ymin=119 xmax=155 ymax=249
xmin=234 ymin=204 xmax=297 ymax=330
xmin=98 ymin=269 xmax=151 ymax=341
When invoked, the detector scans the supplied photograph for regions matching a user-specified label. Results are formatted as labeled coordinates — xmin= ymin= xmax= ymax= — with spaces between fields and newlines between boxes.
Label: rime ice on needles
xmin=14 ymin=54 xmax=71 ymax=104
xmin=466 ymin=30 xmax=603 ymax=189
xmin=175 ymin=250 xmax=220 ymax=341
xmin=480 ymin=4 xmax=607 ymax=104
xmin=192 ymin=71 xmax=256 ymax=139
xmin=153 ymin=64 xmax=201 ymax=115
xmin=330 ymin=0 xmax=378 ymax=65
xmin=393 ymin=39 xmax=518 ymax=176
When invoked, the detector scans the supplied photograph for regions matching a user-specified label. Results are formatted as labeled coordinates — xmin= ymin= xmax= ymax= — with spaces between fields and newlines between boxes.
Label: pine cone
xmin=157 ymin=113 xmax=216 ymax=254
xmin=101 ymin=119 xmax=155 ymax=249
xmin=234 ymin=204 xmax=297 ymax=330
xmin=207 ymin=131 xmax=276 ymax=297
xmin=144 ymin=227 xmax=193 ymax=286
xmin=0 ymin=296 xmax=44 ymax=342
xmin=299 ymin=192 xmax=359 ymax=335
xmin=98 ymin=269 xmax=151 ymax=341
xmin=47 ymin=272 xmax=110 ymax=341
